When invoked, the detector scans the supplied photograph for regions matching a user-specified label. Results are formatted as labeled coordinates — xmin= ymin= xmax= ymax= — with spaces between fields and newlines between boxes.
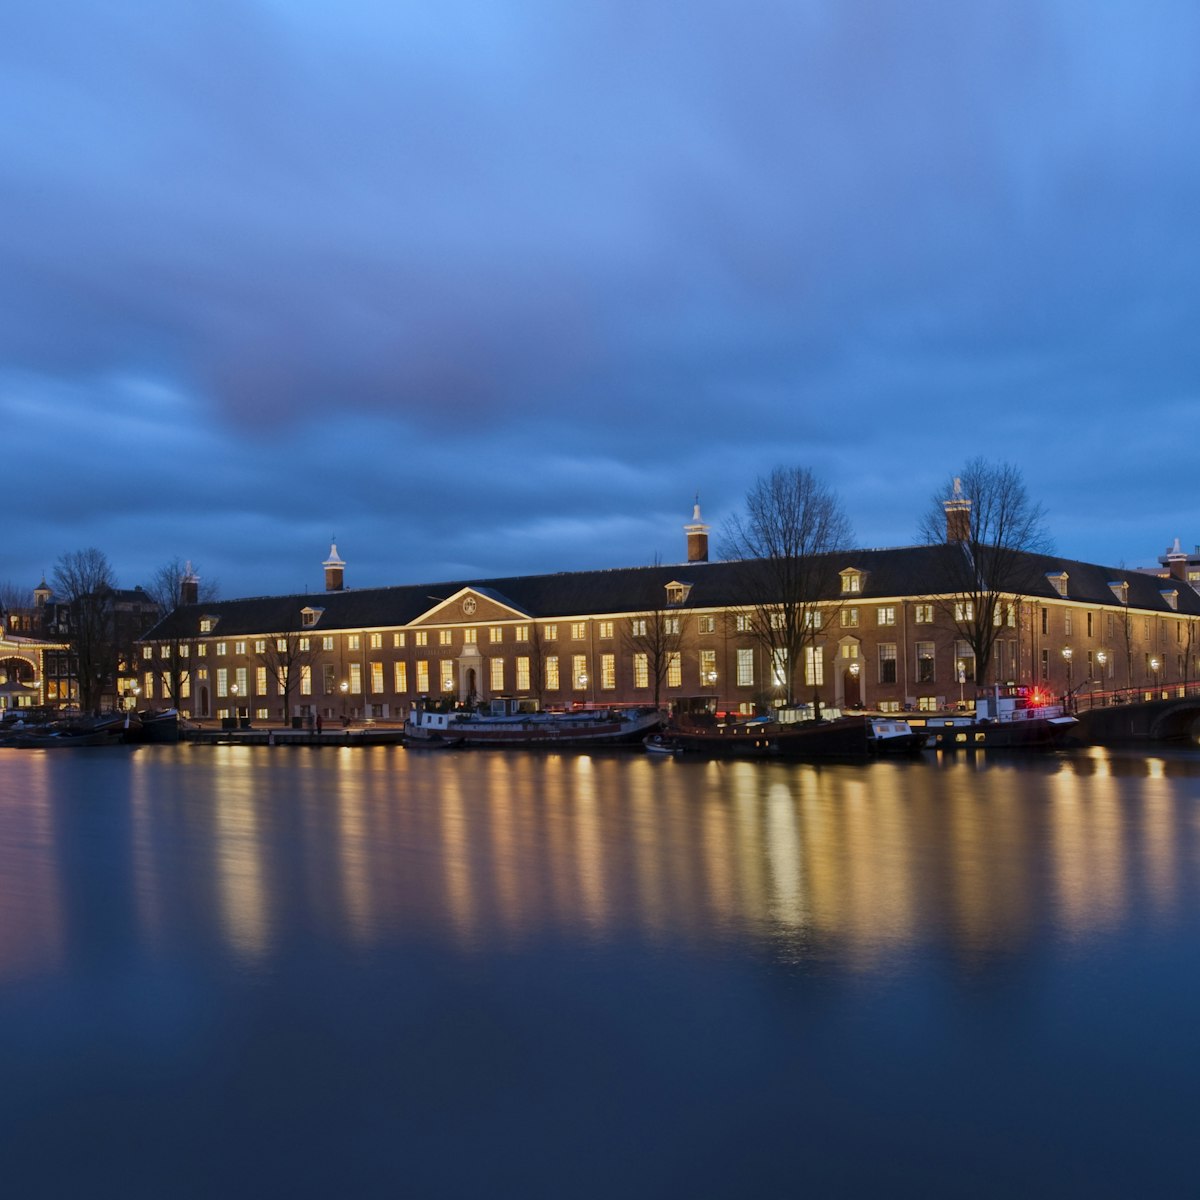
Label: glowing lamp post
xmin=957 ymin=660 xmax=965 ymax=708
xmin=849 ymin=659 xmax=860 ymax=707
xmin=340 ymin=679 xmax=349 ymax=720
xmin=1096 ymin=650 xmax=1107 ymax=691
xmin=130 ymin=684 xmax=141 ymax=713
xmin=1150 ymin=656 xmax=1160 ymax=693
xmin=1062 ymin=647 xmax=1073 ymax=697
xmin=229 ymin=682 xmax=239 ymax=723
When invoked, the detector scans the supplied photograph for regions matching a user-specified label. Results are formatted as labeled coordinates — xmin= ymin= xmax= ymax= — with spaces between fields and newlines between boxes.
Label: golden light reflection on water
xmin=2 ymin=745 xmax=1200 ymax=981
xmin=0 ymin=751 xmax=64 ymax=980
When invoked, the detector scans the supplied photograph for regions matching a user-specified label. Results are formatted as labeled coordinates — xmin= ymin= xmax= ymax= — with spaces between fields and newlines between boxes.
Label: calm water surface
xmin=1 ymin=744 xmax=1199 ymax=1197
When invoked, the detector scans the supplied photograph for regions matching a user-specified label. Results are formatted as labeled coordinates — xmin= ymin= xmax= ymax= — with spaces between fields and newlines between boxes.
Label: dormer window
xmin=199 ymin=615 xmax=218 ymax=634
xmin=301 ymin=606 xmax=324 ymax=628
xmin=840 ymin=568 xmax=865 ymax=594
xmin=1046 ymin=572 xmax=1069 ymax=598
xmin=1108 ymin=581 xmax=1130 ymax=605
xmin=665 ymin=581 xmax=693 ymax=605
xmin=1161 ymin=589 xmax=1179 ymax=611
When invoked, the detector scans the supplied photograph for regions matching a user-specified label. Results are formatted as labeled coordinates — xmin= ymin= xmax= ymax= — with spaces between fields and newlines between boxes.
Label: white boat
xmin=406 ymin=700 xmax=664 ymax=748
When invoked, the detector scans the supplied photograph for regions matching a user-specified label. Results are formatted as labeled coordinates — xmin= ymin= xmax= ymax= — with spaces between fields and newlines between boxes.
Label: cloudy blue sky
xmin=3 ymin=1 xmax=1197 ymax=600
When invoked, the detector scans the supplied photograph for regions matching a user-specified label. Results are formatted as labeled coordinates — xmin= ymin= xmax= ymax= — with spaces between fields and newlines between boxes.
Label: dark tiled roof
xmin=139 ymin=543 xmax=1200 ymax=641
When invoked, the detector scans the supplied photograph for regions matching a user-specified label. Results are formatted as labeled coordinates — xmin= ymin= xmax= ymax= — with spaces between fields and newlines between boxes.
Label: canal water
xmin=1 ymin=744 xmax=1199 ymax=1197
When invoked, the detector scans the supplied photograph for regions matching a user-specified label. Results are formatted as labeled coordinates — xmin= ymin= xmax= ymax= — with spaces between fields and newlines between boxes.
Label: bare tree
xmin=258 ymin=629 xmax=319 ymax=722
xmin=624 ymin=604 xmax=686 ymax=709
xmin=52 ymin=548 xmax=116 ymax=713
xmin=721 ymin=466 xmax=853 ymax=705
xmin=142 ymin=559 xmax=219 ymax=709
xmin=919 ymin=459 xmax=1052 ymax=689
xmin=0 ymin=580 xmax=32 ymax=615
xmin=525 ymin=622 xmax=547 ymax=708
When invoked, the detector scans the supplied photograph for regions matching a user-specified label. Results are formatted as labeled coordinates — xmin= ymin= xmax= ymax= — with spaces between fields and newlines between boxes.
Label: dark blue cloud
xmin=2 ymin=1 xmax=1197 ymax=597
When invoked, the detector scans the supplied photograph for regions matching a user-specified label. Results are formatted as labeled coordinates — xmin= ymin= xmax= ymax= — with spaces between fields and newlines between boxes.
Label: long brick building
xmin=137 ymin=495 xmax=1200 ymax=725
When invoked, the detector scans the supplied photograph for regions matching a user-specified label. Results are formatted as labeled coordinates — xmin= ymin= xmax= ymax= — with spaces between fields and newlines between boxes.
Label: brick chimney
xmin=324 ymin=540 xmax=346 ymax=591
xmin=1163 ymin=537 xmax=1188 ymax=581
xmin=944 ymin=477 xmax=971 ymax=543
xmin=685 ymin=498 xmax=710 ymax=563
xmin=180 ymin=562 xmax=200 ymax=606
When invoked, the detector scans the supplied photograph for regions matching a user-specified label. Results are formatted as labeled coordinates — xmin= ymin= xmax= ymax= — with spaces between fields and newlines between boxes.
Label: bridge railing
xmin=1076 ymin=679 xmax=1200 ymax=710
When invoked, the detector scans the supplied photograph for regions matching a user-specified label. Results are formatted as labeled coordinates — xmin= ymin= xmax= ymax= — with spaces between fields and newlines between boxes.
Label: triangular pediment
xmin=410 ymin=586 xmax=532 ymax=626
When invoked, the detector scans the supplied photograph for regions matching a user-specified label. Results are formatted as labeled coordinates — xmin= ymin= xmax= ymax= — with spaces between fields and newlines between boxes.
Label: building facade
xmin=138 ymin=507 xmax=1200 ymax=723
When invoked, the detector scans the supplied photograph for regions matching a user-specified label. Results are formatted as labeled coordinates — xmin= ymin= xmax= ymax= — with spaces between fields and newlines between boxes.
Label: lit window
xmin=180 ymin=644 xmax=189 ymax=658
xmin=545 ymin=656 xmax=560 ymax=690
xmin=255 ymin=667 xmax=267 ymax=694
xmin=736 ymin=649 xmax=753 ymax=687
xmin=698 ymin=615 xmax=716 ymax=634
xmin=955 ymin=602 xmax=975 ymax=623
xmin=633 ymin=653 xmax=649 ymax=689
xmin=416 ymin=661 xmax=429 ymax=692
xmin=667 ymin=653 xmax=682 ymax=689
xmin=200 ymin=618 xmax=214 ymax=633
xmin=490 ymin=658 xmax=504 ymax=691
xmin=197 ymin=644 xmax=207 ymax=657
xmin=463 ymin=628 xmax=477 ymax=644
xmin=394 ymin=663 xmax=407 ymax=692
xmin=143 ymin=646 xmax=153 ymax=660
xmin=323 ymin=636 xmax=334 ymax=651
xmin=348 ymin=635 xmax=361 ymax=651
xmin=439 ymin=661 xmax=453 ymax=692
xmin=371 ymin=662 xmax=384 ymax=693
xmin=516 ymin=657 xmax=530 ymax=690
xmin=217 ymin=642 xmax=227 ymax=657
xmin=370 ymin=633 xmax=382 ymax=650
xmin=601 ymin=654 xmax=616 ymax=689
xmin=805 ymin=647 xmax=824 ymax=686
xmin=841 ymin=608 xmax=859 ymax=628
xmin=571 ymin=622 xmax=587 ymax=640
xmin=914 ymin=604 xmax=933 ymax=624
xmin=490 ymin=627 xmax=503 ymax=643
xmin=349 ymin=663 xmax=362 ymax=693
xmin=736 ymin=614 xmax=753 ymax=633
xmin=544 ymin=625 xmax=558 ymax=640
xmin=699 ymin=649 xmax=716 ymax=686
xmin=393 ymin=632 xmax=406 ymax=648
xmin=877 ymin=607 xmax=896 ymax=627
xmin=598 ymin=621 xmax=614 ymax=639
xmin=515 ymin=625 xmax=529 ymax=643
xmin=235 ymin=641 xmax=246 ymax=656
xmin=841 ymin=572 xmax=861 ymax=593
xmin=254 ymin=640 xmax=266 ymax=654
xmin=415 ymin=631 xmax=428 ymax=647
xmin=301 ymin=666 xmax=312 ymax=695
xmin=631 ymin=619 xmax=647 ymax=638
xmin=299 ymin=638 xmax=309 ymax=651
xmin=439 ymin=630 xmax=452 ymax=646
xmin=664 ymin=617 xmax=681 ymax=635
xmin=572 ymin=655 xmax=588 ymax=688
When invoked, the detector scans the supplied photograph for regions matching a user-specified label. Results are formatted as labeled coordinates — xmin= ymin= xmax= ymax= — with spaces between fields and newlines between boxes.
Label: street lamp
xmin=1096 ymin=650 xmax=1107 ymax=689
xmin=130 ymin=684 xmax=141 ymax=713
xmin=340 ymin=679 xmax=349 ymax=721
xmin=956 ymin=659 xmax=965 ymax=708
xmin=1150 ymin=656 xmax=1160 ymax=693
xmin=848 ymin=659 xmax=860 ymax=707
xmin=230 ymin=682 xmax=239 ymax=725
xmin=1062 ymin=646 xmax=1073 ymax=696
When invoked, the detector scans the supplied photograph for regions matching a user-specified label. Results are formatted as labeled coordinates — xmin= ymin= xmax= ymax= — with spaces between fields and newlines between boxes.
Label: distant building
xmin=1 ymin=580 xmax=159 ymax=711
xmin=139 ymin=502 xmax=1200 ymax=724
xmin=1137 ymin=538 xmax=1200 ymax=591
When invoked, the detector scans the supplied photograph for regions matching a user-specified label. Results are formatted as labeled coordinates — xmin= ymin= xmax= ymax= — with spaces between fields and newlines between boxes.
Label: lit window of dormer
xmin=301 ymin=606 xmax=324 ymax=628
xmin=839 ymin=568 xmax=864 ymax=594
xmin=665 ymin=581 xmax=693 ymax=605
xmin=199 ymin=615 xmax=217 ymax=634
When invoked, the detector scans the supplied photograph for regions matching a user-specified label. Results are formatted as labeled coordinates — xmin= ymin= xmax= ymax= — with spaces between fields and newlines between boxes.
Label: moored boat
xmin=912 ymin=691 xmax=1078 ymax=750
xmin=646 ymin=713 xmax=927 ymax=760
xmin=406 ymin=700 xmax=664 ymax=748
xmin=137 ymin=708 xmax=181 ymax=744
